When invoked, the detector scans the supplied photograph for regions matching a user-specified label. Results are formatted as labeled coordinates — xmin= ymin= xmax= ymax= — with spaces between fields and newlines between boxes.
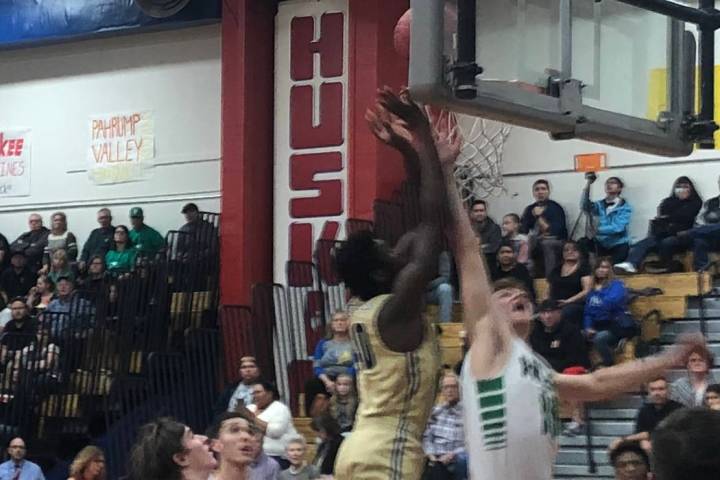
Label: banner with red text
xmin=88 ymin=111 xmax=155 ymax=184
xmin=0 ymin=129 xmax=31 ymax=197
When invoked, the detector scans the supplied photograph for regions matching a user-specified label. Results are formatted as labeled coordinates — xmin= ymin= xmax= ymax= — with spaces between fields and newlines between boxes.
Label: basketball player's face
xmin=492 ymin=289 xmax=532 ymax=328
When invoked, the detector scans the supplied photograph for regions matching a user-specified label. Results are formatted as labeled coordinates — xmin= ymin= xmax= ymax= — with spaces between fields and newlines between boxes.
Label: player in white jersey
xmin=435 ymin=126 xmax=708 ymax=480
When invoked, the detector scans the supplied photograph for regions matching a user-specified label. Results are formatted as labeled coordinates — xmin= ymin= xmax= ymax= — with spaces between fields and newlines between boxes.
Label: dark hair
xmin=311 ymin=413 xmax=342 ymax=438
xmin=609 ymin=440 xmax=649 ymax=469
xmin=533 ymin=179 xmax=549 ymax=189
xmin=114 ymin=225 xmax=134 ymax=248
xmin=687 ymin=346 xmax=715 ymax=368
xmin=9 ymin=296 xmax=26 ymax=306
xmin=497 ymin=239 xmax=515 ymax=252
xmin=503 ymin=213 xmax=520 ymax=223
xmin=333 ymin=231 xmax=395 ymax=301
xmin=606 ymin=176 xmax=624 ymax=189
xmin=705 ymin=383 xmax=720 ymax=398
xmin=492 ymin=277 xmax=528 ymax=295
xmin=648 ymin=376 xmax=667 ymax=385
xmin=652 ymin=407 xmax=720 ymax=480
xmin=471 ymin=199 xmax=487 ymax=209
xmin=672 ymin=176 xmax=702 ymax=203
xmin=253 ymin=381 xmax=279 ymax=401
xmin=206 ymin=412 xmax=255 ymax=440
xmin=592 ymin=257 xmax=614 ymax=286
xmin=128 ymin=417 xmax=187 ymax=480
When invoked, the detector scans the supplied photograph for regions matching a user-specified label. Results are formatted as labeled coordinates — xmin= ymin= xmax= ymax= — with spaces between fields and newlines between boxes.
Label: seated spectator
xmin=129 ymin=417 xmax=217 ymax=480
xmin=42 ymin=211 xmax=78 ymax=271
xmin=669 ymin=348 xmax=716 ymax=407
xmin=0 ymin=252 xmax=37 ymax=299
xmin=530 ymin=299 xmax=590 ymax=373
xmin=79 ymin=208 xmax=115 ymax=272
xmin=310 ymin=413 xmax=344 ymax=476
xmin=704 ymin=383 xmax=720 ymax=410
xmin=608 ymin=377 xmax=682 ymax=454
xmin=609 ymin=440 xmax=650 ymax=480
xmin=279 ymin=437 xmax=319 ymax=480
xmin=426 ymin=251 xmax=455 ymax=323
xmin=216 ymin=356 xmax=262 ymax=415
xmin=47 ymin=249 xmax=75 ymax=285
xmin=470 ymin=200 xmax=501 ymax=262
xmin=652 ymin=407 xmax=720 ymax=480
xmin=0 ymin=437 xmax=45 ymax=480
xmin=26 ymin=275 xmax=54 ymax=314
xmin=675 ymin=174 xmax=720 ymax=270
xmin=615 ymin=176 xmax=702 ymax=274
xmin=329 ymin=373 xmax=358 ymax=433
xmin=206 ymin=412 xmax=255 ymax=480
xmin=68 ymin=445 xmax=106 ymax=480
xmin=44 ymin=276 xmax=94 ymax=338
xmin=10 ymin=213 xmax=49 ymax=273
xmin=490 ymin=241 xmax=536 ymax=301
xmin=584 ymin=258 xmax=637 ymax=367
xmin=105 ymin=226 xmax=137 ymax=275
xmin=20 ymin=323 xmax=61 ymax=394
xmin=0 ymin=232 xmax=8 ymax=272
xmin=581 ymin=176 xmax=632 ymax=264
xmin=0 ymin=299 xmax=37 ymax=356
xmin=521 ymin=179 xmax=567 ymax=276
xmin=239 ymin=382 xmax=298 ymax=469
xmin=547 ymin=241 xmax=592 ymax=328
xmin=248 ymin=429 xmax=280 ymax=480
xmin=304 ymin=311 xmax=354 ymax=415
xmin=422 ymin=372 xmax=467 ymax=480
xmin=501 ymin=213 xmax=530 ymax=269
xmin=79 ymin=255 xmax=107 ymax=299
xmin=129 ymin=207 xmax=165 ymax=259
xmin=178 ymin=203 xmax=218 ymax=257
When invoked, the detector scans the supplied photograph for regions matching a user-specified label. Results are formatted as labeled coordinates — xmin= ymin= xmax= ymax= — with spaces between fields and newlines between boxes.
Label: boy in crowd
xmin=279 ymin=437 xmax=319 ymax=480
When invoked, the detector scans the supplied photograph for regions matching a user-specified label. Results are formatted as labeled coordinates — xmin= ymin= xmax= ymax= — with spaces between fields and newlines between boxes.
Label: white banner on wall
xmin=0 ymin=129 xmax=31 ymax=197
xmin=88 ymin=111 xmax=155 ymax=185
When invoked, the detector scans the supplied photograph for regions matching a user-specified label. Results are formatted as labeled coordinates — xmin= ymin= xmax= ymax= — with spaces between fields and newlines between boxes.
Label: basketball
xmin=393 ymin=9 xmax=412 ymax=59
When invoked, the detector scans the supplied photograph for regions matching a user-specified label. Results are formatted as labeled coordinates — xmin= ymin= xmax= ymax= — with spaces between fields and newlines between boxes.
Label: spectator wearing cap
xmin=529 ymin=299 xmax=590 ymax=374
xmin=0 ymin=252 xmax=37 ymax=299
xmin=10 ymin=214 xmax=49 ymax=273
xmin=42 ymin=212 xmax=78 ymax=273
xmin=581 ymin=176 xmax=633 ymax=264
xmin=178 ymin=202 xmax=217 ymax=258
xmin=128 ymin=207 xmax=165 ymax=259
xmin=105 ymin=226 xmax=137 ymax=275
xmin=79 ymin=208 xmax=115 ymax=271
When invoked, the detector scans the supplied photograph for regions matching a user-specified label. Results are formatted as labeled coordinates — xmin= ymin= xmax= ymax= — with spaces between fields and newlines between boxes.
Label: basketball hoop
xmin=427 ymin=106 xmax=512 ymax=201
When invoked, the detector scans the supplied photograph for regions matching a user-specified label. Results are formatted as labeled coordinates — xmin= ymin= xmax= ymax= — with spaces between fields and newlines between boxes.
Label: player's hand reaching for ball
xmin=434 ymin=127 xmax=462 ymax=170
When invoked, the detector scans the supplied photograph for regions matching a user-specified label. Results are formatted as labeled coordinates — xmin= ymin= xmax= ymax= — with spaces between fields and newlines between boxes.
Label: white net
xmin=428 ymin=108 xmax=512 ymax=201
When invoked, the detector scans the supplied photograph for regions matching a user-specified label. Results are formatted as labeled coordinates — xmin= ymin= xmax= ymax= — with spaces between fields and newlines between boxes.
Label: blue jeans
xmin=427 ymin=283 xmax=454 ymax=323
xmin=687 ymin=223 xmax=720 ymax=270
xmin=626 ymin=234 xmax=692 ymax=267
xmin=593 ymin=327 xmax=635 ymax=366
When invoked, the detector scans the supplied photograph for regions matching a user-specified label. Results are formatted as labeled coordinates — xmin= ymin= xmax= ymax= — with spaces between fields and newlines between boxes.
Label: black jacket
xmin=80 ymin=226 xmax=115 ymax=263
xmin=521 ymin=200 xmax=568 ymax=239
xmin=0 ymin=267 xmax=37 ymax=299
xmin=10 ymin=227 xmax=49 ymax=271
xmin=658 ymin=196 xmax=702 ymax=234
xmin=474 ymin=218 xmax=502 ymax=255
xmin=529 ymin=319 xmax=590 ymax=372
xmin=703 ymin=196 xmax=720 ymax=224
xmin=491 ymin=263 xmax=536 ymax=301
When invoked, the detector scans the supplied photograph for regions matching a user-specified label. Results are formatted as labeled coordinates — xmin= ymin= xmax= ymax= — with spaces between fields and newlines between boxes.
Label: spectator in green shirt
xmin=128 ymin=207 xmax=165 ymax=259
xmin=105 ymin=225 xmax=137 ymax=275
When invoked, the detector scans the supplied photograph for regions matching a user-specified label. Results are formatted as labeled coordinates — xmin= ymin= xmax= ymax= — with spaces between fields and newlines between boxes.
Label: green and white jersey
xmin=462 ymin=338 xmax=560 ymax=480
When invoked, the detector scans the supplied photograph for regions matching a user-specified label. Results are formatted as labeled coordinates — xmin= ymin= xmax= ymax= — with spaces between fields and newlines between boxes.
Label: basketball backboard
xmin=408 ymin=0 xmax=718 ymax=157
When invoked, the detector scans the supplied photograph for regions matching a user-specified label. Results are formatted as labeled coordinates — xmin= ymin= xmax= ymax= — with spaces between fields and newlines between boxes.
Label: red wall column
xmin=347 ymin=0 xmax=410 ymax=220
xmin=221 ymin=0 xmax=276 ymax=305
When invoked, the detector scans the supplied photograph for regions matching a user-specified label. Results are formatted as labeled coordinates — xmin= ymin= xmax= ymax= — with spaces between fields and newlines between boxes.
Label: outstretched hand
xmin=365 ymin=106 xmax=413 ymax=152
xmin=366 ymin=87 xmax=433 ymax=150
xmin=434 ymin=127 xmax=462 ymax=169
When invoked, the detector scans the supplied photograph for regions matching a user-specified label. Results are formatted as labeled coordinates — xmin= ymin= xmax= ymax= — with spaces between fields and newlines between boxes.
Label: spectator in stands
xmin=10 ymin=213 xmax=49 ymax=273
xmin=582 ymin=176 xmax=633 ymax=264
xmin=422 ymin=372 xmax=467 ymax=480
xmin=674 ymin=174 xmax=720 ymax=270
xmin=652 ymin=407 xmax=720 ymax=480
xmin=179 ymin=203 xmax=217 ymax=256
xmin=47 ymin=249 xmax=74 ymax=285
xmin=206 ymin=412 xmax=255 ymax=480
xmin=0 ymin=437 xmax=45 ymax=480
xmin=304 ymin=311 xmax=354 ymax=416
xmin=0 ymin=299 xmax=38 ymax=356
xmin=42 ymin=212 xmax=78 ymax=271
xmin=427 ymin=251 xmax=455 ymax=323
xmin=584 ymin=258 xmax=637 ymax=367
xmin=329 ymin=373 xmax=357 ymax=433
xmin=615 ymin=176 xmax=702 ymax=274
xmin=19 ymin=323 xmax=61 ymax=394
xmin=470 ymin=200 xmax=501 ymax=262
xmin=547 ymin=241 xmax=592 ymax=328
xmin=490 ymin=241 xmax=536 ymax=301
xmin=129 ymin=207 xmax=165 ymax=259
xmin=105 ymin=226 xmax=137 ymax=275
xmin=704 ymin=383 xmax=720 ymax=410
xmin=608 ymin=377 xmax=682 ymax=454
xmin=0 ymin=252 xmax=37 ymax=299
xmin=279 ymin=437 xmax=319 ymax=480
xmin=26 ymin=275 xmax=54 ymax=314
xmin=669 ymin=348 xmax=716 ymax=407
xmin=521 ymin=179 xmax=567 ymax=276
xmin=239 ymin=381 xmax=298 ymax=468
xmin=609 ymin=440 xmax=650 ymax=480
xmin=501 ymin=213 xmax=530 ymax=269
xmin=248 ymin=430 xmax=280 ymax=480
xmin=129 ymin=417 xmax=217 ymax=480
xmin=79 ymin=208 xmax=115 ymax=271
xmin=79 ymin=256 xmax=107 ymax=298
xmin=530 ymin=299 xmax=590 ymax=373
xmin=68 ymin=445 xmax=105 ymax=480
xmin=0 ymin=232 xmax=9 ymax=272
xmin=44 ymin=276 xmax=94 ymax=338
xmin=218 ymin=356 xmax=262 ymax=415
xmin=310 ymin=413 xmax=344 ymax=476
